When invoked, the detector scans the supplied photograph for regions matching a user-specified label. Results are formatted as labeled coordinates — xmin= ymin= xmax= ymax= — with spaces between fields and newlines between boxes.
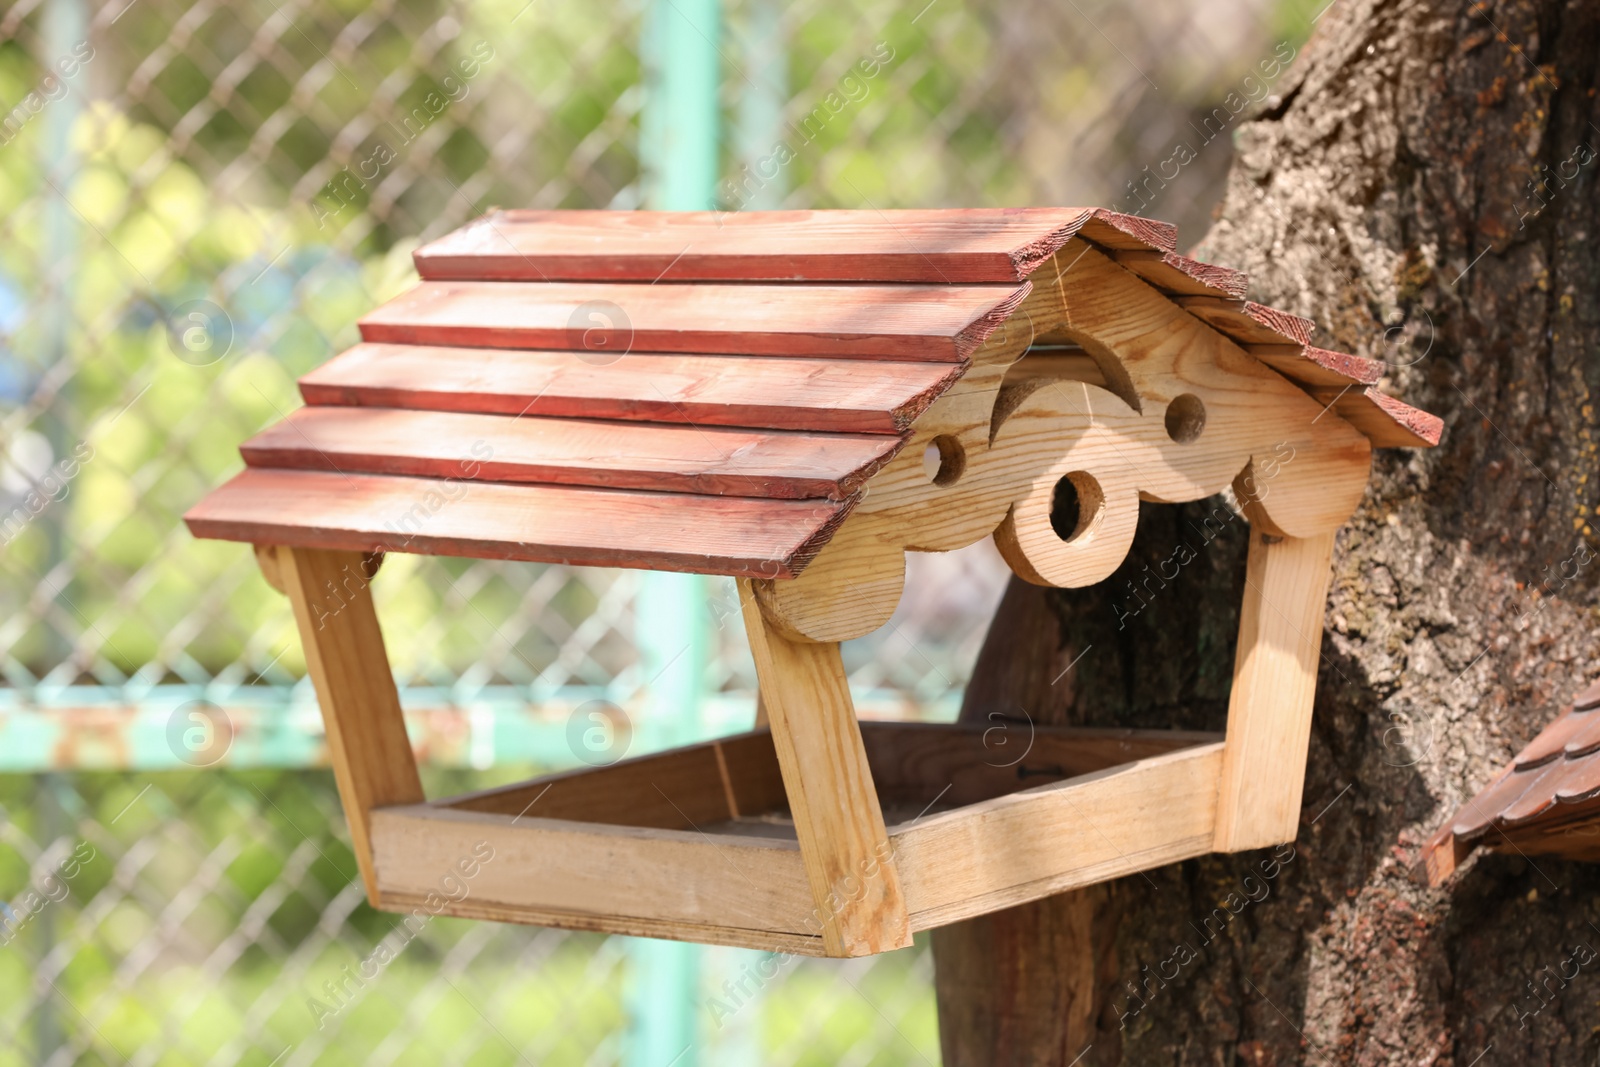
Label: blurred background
xmin=0 ymin=0 xmax=1321 ymax=1061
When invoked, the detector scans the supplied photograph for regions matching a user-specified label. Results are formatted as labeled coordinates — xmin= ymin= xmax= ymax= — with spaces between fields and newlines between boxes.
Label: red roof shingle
xmin=1427 ymin=683 xmax=1600 ymax=881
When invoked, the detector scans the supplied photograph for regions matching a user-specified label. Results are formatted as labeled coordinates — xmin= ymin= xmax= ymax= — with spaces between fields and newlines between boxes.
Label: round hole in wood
xmin=1164 ymin=393 xmax=1207 ymax=443
xmin=922 ymin=434 xmax=966 ymax=487
xmin=1049 ymin=471 xmax=1105 ymax=542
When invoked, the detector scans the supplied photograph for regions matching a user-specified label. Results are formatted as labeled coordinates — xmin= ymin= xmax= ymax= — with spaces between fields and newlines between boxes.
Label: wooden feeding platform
xmin=186 ymin=208 xmax=1441 ymax=958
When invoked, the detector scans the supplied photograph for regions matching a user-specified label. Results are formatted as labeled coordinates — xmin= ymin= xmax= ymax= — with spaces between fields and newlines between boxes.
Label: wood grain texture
xmin=252 ymin=542 xmax=285 ymax=594
xmin=748 ymin=518 xmax=908 ymax=642
xmin=300 ymin=343 xmax=964 ymax=435
xmin=1211 ymin=528 xmax=1338 ymax=851
xmin=1112 ymin=249 xmax=1250 ymax=298
xmin=991 ymin=240 xmax=1372 ymax=585
xmin=740 ymin=583 xmax=911 ymax=956
xmin=411 ymin=207 xmax=1174 ymax=283
xmin=241 ymin=406 xmax=902 ymax=501
xmin=1242 ymin=301 xmax=1317 ymax=347
xmin=377 ymin=888 xmax=827 ymax=955
xmin=896 ymin=742 xmax=1224 ymax=929
xmin=366 ymin=720 xmax=1222 ymax=953
xmin=358 ymin=280 xmax=1032 ymax=361
xmin=1320 ymin=386 xmax=1445 ymax=447
xmin=436 ymin=719 xmax=1211 ymax=828
xmin=440 ymin=731 xmax=786 ymax=829
xmin=276 ymin=545 xmax=423 ymax=903
xmin=1175 ymin=296 xmax=1317 ymax=347
xmin=1077 ymin=211 xmax=1178 ymax=252
xmin=1245 ymin=343 xmax=1385 ymax=387
xmin=369 ymin=804 xmax=817 ymax=939
xmin=859 ymin=721 xmax=1223 ymax=809
xmin=1003 ymin=349 xmax=1106 ymax=387
xmin=371 ymin=743 xmax=1223 ymax=951
xmin=745 ymin=239 xmax=1380 ymax=640
xmin=185 ymin=469 xmax=852 ymax=578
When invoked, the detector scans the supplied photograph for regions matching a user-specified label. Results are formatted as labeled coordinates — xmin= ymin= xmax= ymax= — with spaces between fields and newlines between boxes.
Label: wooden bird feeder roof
xmin=186 ymin=207 xmax=1441 ymax=958
xmin=186 ymin=208 xmax=1439 ymax=579
xmin=1424 ymin=680 xmax=1600 ymax=882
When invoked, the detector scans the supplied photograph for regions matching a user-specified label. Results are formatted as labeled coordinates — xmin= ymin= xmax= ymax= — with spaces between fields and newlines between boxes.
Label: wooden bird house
xmin=186 ymin=208 xmax=1441 ymax=958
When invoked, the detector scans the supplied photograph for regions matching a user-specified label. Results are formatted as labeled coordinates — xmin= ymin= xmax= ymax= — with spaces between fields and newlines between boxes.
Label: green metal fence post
xmin=698 ymin=6 xmax=789 ymax=1061
xmin=35 ymin=0 xmax=87 ymax=1053
xmin=731 ymin=0 xmax=788 ymax=212
xmin=627 ymin=574 xmax=711 ymax=1066
xmin=638 ymin=0 xmax=721 ymax=213
xmin=627 ymin=0 xmax=721 ymax=1063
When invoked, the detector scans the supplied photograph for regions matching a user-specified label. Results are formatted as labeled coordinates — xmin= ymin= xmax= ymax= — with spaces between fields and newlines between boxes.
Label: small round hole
xmin=1049 ymin=478 xmax=1080 ymax=539
xmin=922 ymin=435 xmax=966 ymax=487
xmin=1049 ymin=471 xmax=1105 ymax=542
xmin=1164 ymin=393 xmax=1207 ymax=443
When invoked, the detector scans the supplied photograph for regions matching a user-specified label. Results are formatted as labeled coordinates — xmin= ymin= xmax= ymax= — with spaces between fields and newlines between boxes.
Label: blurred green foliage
xmin=0 ymin=769 xmax=938 ymax=1064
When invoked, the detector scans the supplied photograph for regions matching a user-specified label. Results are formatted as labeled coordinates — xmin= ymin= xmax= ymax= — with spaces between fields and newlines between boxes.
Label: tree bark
xmin=933 ymin=1 xmax=1600 ymax=1063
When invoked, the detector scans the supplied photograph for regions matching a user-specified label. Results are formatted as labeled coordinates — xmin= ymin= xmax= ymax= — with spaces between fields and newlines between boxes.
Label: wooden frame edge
xmin=375 ymin=890 xmax=829 ymax=956
xmin=894 ymin=741 xmax=1225 ymax=929
xmin=739 ymin=580 xmax=912 ymax=956
xmin=277 ymin=545 xmax=423 ymax=903
xmin=1212 ymin=529 xmax=1338 ymax=851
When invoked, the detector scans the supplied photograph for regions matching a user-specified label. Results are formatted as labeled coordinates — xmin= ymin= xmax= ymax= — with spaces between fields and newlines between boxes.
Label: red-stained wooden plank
xmin=411 ymin=208 xmax=1176 ymax=284
xmin=184 ymin=469 xmax=851 ymax=578
xmin=1243 ymin=302 xmax=1317 ymax=348
xmin=1111 ymin=249 xmax=1249 ymax=298
xmin=359 ymin=281 xmax=1031 ymax=362
xmin=1076 ymin=211 xmax=1178 ymax=252
xmin=1326 ymin=387 xmax=1444 ymax=448
xmin=241 ymin=407 xmax=901 ymax=501
xmin=1304 ymin=346 xmax=1384 ymax=384
xmin=300 ymin=344 xmax=964 ymax=435
xmin=1245 ymin=344 xmax=1384 ymax=388
xmin=1174 ymin=296 xmax=1316 ymax=347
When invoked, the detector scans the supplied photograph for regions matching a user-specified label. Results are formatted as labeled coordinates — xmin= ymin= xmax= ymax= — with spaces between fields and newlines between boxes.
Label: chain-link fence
xmin=1 ymin=0 xmax=1315 ymax=1060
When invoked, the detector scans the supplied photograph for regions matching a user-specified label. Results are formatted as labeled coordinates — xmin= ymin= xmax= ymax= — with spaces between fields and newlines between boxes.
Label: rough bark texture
xmin=933 ymin=1 xmax=1600 ymax=1063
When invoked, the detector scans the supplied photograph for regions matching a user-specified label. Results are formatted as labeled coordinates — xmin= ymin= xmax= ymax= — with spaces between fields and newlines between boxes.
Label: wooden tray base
xmin=367 ymin=721 xmax=1224 ymax=957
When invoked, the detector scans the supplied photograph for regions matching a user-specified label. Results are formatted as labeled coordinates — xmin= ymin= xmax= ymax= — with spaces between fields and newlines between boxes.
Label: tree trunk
xmin=933 ymin=1 xmax=1600 ymax=1063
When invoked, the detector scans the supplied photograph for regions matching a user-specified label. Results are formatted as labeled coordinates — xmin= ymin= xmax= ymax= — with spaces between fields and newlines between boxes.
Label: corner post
xmin=1212 ymin=528 xmax=1338 ymax=851
xmin=738 ymin=579 xmax=911 ymax=956
xmin=274 ymin=545 xmax=424 ymax=902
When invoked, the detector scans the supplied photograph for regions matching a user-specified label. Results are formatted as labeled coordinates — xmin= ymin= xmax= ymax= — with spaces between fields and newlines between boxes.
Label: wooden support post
xmin=274 ymin=545 xmax=424 ymax=902
xmin=1211 ymin=528 xmax=1337 ymax=852
xmin=739 ymin=579 xmax=911 ymax=956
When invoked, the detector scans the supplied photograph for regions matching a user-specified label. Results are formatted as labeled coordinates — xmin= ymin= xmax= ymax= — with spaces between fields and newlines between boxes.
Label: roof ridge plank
xmin=412 ymin=208 xmax=1175 ymax=284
